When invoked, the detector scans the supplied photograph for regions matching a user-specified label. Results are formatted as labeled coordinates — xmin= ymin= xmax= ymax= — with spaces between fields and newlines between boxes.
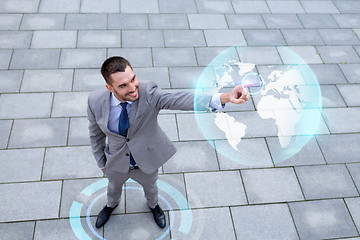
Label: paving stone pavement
xmin=0 ymin=0 xmax=359 ymax=239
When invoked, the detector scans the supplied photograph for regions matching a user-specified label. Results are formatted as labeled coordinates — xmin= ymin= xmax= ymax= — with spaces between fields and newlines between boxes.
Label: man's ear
xmin=105 ymin=84 xmax=113 ymax=92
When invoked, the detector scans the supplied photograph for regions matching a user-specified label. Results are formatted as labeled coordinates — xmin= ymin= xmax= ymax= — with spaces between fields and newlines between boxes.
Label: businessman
xmin=87 ymin=56 xmax=249 ymax=229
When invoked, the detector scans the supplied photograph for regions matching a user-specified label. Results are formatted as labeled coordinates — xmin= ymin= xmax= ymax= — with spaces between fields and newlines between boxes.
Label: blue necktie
xmin=119 ymin=102 xmax=136 ymax=166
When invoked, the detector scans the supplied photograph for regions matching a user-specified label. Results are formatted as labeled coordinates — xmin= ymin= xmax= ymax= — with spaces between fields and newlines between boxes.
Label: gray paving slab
xmin=188 ymin=14 xmax=228 ymax=29
xmin=231 ymin=204 xmax=299 ymax=240
xmin=163 ymin=141 xmax=219 ymax=173
xmin=0 ymin=93 xmax=53 ymax=119
xmin=334 ymin=1 xmax=360 ymax=13
xmin=60 ymin=178 xmax=125 ymax=218
xmin=333 ymin=14 xmax=360 ymax=28
xmin=241 ymin=167 xmax=304 ymax=204
xmin=1 ymin=0 xmax=360 ymax=238
xmin=59 ymin=49 xmax=106 ymax=68
xmin=170 ymin=208 xmax=236 ymax=240
xmin=43 ymin=146 xmax=102 ymax=180
xmin=122 ymin=30 xmax=164 ymax=47
xmin=121 ymin=0 xmax=159 ymax=13
xmin=68 ymin=117 xmax=90 ymax=145
xmin=157 ymin=114 xmax=178 ymax=141
xmin=78 ymin=30 xmax=121 ymax=48
xmin=52 ymin=91 xmax=89 ymax=117
xmin=73 ymin=69 xmax=105 ymax=91
xmin=0 ymin=120 xmax=11 ymax=148
xmin=278 ymin=46 xmax=323 ymax=64
xmin=216 ymin=138 xmax=274 ymax=169
xmin=0 ymin=221 xmax=35 ymax=240
xmin=10 ymin=49 xmax=60 ymax=70
xmin=237 ymin=46 xmax=282 ymax=64
xmin=0 ymin=14 xmax=22 ymax=30
xmin=347 ymin=164 xmax=360 ymax=193
xmin=354 ymin=44 xmax=360 ymax=56
xmin=195 ymin=46 xmax=239 ymax=67
xmin=125 ymin=173 xmax=187 ymax=213
xmin=39 ymin=0 xmax=80 ymax=13
xmin=65 ymin=14 xmax=107 ymax=30
xmin=31 ymin=30 xmax=77 ymax=49
xmin=267 ymin=1 xmax=305 ymax=13
xmin=0 ymin=70 xmax=23 ymax=93
xmin=164 ymin=30 xmax=206 ymax=47
xmin=204 ymin=29 xmax=246 ymax=47
xmin=149 ymin=14 xmax=189 ymax=29
xmin=108 ymin=48 xmax=152 ymax=67
xmin=281 ymin=29 xmax=324 ymax=46
xmin=0 ymin=148 xmax=44 ymax=183
xmin=296 ymin=164 xmax=359 ymax=200
xmin=105 ymin=213 xmax=170 ymax=239
xmin=226 ymin=14 xmax=267 ymax=29
xmin=289 ymin=199 xmax=359 ymax=240
xmin=0 ymin=0 xmax=39 ymax=13
xmin=302 ymin=1 xmax=339 ymax=14
xmin=158 ymin=0 xmax=197 ymax=13
xmin=316 ymin=133 xmax=360 ymax=164
xmin=339 ymin=63 xmax=360 ymax=83
xmin=185 ymin=171 xmax=247 ymax=208
xmin=322 ymin=107 xmax=360 ymax=133
xmin=81 ymin=0 xmax=120 ymax=13
xmin=0 ymin=31 xmax=32 ymax=49
xmin=0 ymin=50 xmax=12 ymax=69
xmin=20 ymin=14 xmax=66 ymax=30
xmin=308 ymin=64 xmax=348 ymax=84
xmin=196 ymin=0 xmax=234 ymax=13
xmin=176 ymin=113 xmax=223 ymax=141
xmin=268 ymin=136 xmax=326 ymax=167
xmin=169 ymin=67 xmax=212 ymax=88
xmin=320 ymin=84 xmax=347 ymax=107
xmin=318 ymin=29 xmax=360 ymax=45
xmin=134 ymin=68 xmax=170 ymax=88
xmin=243 ymin=29 xmax=286 ymax=46
xmin=21 ymin=69 xmax=73 ymax=92
xmin=9 ymin=118 xmax=69 ymax=148
xmin=298 ymin=13 xmax=339 ymax=28
xmin=262 ymin=14 xmax=303 ymax=29
xmin=316 ymin=46 xmax=360 ymax=64
xmin=108 ymin=14 xmax=148 ymax=29
xmin=153 ymin=48 xmax=197 ymax=67
xmin=232 ymin=0 xmax=270 ymax=14
xmin=34 ymin=218 xmax=83 ymax=240
xmin=345 ymin=197 xmax=360 ymax=232
xmin=337 ymin=84 xmax=360 ymax=106
xmin=0 ymin=181 xmax=61 ymax=222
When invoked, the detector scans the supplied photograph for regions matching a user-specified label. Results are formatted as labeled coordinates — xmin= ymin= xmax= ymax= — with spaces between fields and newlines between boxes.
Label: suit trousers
xmin=104 ymin=167 xmax=158 ymax=209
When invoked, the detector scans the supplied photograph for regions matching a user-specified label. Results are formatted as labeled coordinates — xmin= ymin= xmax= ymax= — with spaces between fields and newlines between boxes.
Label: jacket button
xmin=126 ymin=138 xmax=130 ymax=142
xmin=125 ymin=153 xmax=130 ymax=156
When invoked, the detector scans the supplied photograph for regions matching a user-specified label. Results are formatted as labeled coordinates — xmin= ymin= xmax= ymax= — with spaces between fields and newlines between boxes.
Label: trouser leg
xmin=104 ymin=168 xmax=130 ymax=208
xmin=130 ymin=169 xmax=159 ymax=209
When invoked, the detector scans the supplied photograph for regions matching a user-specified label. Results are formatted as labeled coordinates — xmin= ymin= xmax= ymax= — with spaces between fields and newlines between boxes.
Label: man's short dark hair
xmin=101 ymin=56 xmax=133 ymax=84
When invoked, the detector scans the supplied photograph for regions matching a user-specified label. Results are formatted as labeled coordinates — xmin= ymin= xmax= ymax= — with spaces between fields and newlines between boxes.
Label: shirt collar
xmin=110 ymin=93 xmax=134 ymax=107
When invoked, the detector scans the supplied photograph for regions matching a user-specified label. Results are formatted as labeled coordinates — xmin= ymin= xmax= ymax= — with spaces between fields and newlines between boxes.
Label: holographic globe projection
xmin=194 ymin=46 xmax=323 ymax=166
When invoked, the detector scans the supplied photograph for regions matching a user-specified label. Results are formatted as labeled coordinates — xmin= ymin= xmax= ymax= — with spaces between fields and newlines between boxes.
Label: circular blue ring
xmin=69 ymin=179 xmax=191 ymax=240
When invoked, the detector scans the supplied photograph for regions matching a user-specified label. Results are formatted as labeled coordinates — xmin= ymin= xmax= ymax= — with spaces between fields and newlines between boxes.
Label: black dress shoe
xmin=149 ymin=204 xmax=166 ymax=228
xmin=95 ymin=204 xmax=118 ymax=228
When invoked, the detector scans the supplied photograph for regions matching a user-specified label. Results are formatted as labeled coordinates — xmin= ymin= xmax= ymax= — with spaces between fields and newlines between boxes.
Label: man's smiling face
xmin=106 ymin=66 xmax=139 ymax=102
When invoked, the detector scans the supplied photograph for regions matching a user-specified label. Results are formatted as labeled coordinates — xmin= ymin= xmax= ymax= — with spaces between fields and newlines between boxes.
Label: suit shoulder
xmin=88 ymin=87 xmax=108 ymax=106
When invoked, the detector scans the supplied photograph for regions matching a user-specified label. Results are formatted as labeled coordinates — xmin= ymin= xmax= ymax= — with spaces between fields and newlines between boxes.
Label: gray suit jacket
xmin=87 ymin=81 xmax=212 ymax=174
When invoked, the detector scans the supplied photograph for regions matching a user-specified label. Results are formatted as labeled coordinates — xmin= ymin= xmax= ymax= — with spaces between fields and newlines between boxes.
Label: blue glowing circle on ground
xmin=69 ymin=179 xmax=192 ymax=240
xmin=194 ymin=46 xmax=323 ymax=165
